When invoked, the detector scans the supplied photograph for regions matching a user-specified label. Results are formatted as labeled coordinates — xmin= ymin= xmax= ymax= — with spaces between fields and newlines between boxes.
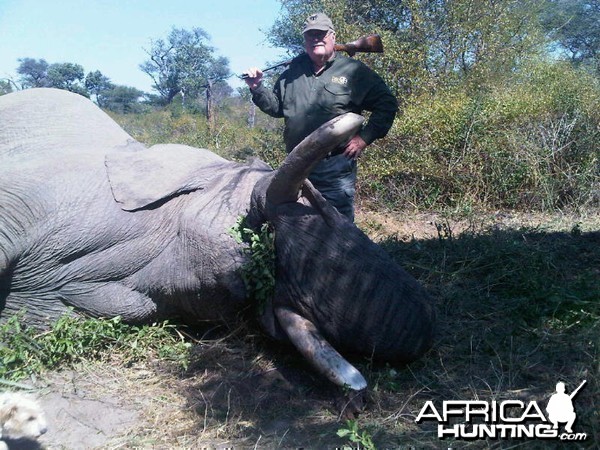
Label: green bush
xmin=360 ymin=60 xmax=600 ymax=211
xmin=110 ymin=105 xmax=285 ymax=165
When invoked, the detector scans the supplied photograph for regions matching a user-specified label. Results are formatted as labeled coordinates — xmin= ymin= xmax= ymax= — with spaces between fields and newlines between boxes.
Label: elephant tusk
xmin=275 ymin=306 xmax=367 ymax=391
xmin=266 ymin=113 xmax=364 ymax=205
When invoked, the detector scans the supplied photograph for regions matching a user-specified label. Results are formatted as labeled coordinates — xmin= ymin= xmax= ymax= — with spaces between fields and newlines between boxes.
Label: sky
xmin=0 ymin=0 xmax=286 ymax=93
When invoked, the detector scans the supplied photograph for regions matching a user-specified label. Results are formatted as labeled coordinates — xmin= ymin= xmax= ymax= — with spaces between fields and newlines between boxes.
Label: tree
xmin=412 ymin=0 xmax=546 ymax=82
xmin=13 ymin=59 xmax=143 ymax=111
xmin=102 ymin=85 xmax=145 ymax=113
xmin=140 ymin=27 xmax=232 ymax=109
xmin=46 ymin=62 xmax=87 ymax=96
xmin=203 ymin=56 xmax=232 ymax=126
xmin=541 ymin=0 xmax=600 ymax=68
xmin=16 ymin=59 xmax=89 ymax=95
xmin=17 ymin=58 xmax=49 ymax=88
xmin=0 ymin=79 xmax=14 ymax=95
xmin=85 ymin=70 xmax=114 ymax=107
xmin=267 ymin=0 xmax=547 ymax=95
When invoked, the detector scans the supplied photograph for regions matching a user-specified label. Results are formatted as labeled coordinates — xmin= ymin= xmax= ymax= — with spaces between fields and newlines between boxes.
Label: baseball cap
xmin=302 ymin=13 xmax=335 ymax=34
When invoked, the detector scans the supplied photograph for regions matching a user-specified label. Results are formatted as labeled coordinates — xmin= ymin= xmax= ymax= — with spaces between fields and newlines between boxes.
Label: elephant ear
xmin=105 ymin=144 xmax=227 ymax=211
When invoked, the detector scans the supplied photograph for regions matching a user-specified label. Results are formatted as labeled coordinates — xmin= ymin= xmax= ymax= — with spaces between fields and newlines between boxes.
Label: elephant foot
xmin=335 ymin=388 xmax=367 ymax=420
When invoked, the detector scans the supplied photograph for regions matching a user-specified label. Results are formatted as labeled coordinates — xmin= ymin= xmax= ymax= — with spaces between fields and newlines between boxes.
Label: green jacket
xmin=251 ymin=53 xmax=398 ymax=153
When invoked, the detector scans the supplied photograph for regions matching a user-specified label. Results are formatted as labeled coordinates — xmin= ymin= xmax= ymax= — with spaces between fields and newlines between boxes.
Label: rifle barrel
xmin=569 ymin=380 xmax=587 ymax=399
xmin=240 ymin=59 xmax=293 ymax=79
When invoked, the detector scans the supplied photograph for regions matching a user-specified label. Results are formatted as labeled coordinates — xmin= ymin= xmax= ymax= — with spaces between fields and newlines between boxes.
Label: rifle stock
xmin=240 ymin=34 xmax=383 ymax=79
xmin=334 ymin=34 xmax=383 ymax=57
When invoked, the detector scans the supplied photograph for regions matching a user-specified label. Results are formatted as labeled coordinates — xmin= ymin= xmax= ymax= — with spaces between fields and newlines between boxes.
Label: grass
xmin=1 ymin=211 xmax=598 ymax=449
xmin=351 ymin=210 xmax=600 ymax=449
xmin=0 ymin=312 xmax=191 ymax=383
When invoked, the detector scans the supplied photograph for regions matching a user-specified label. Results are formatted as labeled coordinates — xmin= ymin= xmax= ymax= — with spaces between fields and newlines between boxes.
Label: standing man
xmin=244 ymin=12 xmax=398 ymax=221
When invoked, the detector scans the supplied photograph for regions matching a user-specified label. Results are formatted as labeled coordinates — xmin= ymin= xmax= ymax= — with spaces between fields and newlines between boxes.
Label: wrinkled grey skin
xmin=0 ymin=88 xmax=434 ymax=391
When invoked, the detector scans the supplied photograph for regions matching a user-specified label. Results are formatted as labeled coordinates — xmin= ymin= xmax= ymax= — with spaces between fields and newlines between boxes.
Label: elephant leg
xmin=59 ymin=281 xmax=158 ymax=322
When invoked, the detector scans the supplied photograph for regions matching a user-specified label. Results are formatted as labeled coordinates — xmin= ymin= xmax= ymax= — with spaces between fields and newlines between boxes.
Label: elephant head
xmin=246 ymin=114 xmax=435 ymax=390
xmin=0 ymin=88 xmax=434 ymax=394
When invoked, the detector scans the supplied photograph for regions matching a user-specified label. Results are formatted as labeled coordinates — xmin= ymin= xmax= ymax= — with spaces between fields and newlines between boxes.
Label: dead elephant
xmin=0 ymin=88 xmax=435 ymax=394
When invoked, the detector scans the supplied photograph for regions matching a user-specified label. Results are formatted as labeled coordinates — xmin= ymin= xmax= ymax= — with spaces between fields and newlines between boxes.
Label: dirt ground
xmin=8 ymin=209 xmax=599 ymax=449
xmin=35 ymin=369 xmax=141 ymax=449
xmin=29 ymin=338 xmax=347 ymax=449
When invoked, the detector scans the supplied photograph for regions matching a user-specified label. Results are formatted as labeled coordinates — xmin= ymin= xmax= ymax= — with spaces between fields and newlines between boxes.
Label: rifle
xmin=569 ymin=380 xmax=587 ymax=399
xmin=240 ymin=34 xmax=384 ymax=79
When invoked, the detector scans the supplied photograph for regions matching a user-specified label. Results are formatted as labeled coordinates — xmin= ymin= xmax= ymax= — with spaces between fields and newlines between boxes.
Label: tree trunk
xmin=248 ymin=99 xmax=255 ymax=128
xmin=206 ymin=80 xmax=215 ymax=131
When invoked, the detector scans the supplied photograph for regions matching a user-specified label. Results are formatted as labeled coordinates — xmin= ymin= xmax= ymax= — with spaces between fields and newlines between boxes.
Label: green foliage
xmin=337 ymin=420 xmax=377 ymax=450
xmin=360 ymin=59 xmax=600 ymax=211
xmin=13 ymin=58 xmax=144 ymax=112
xmin=541 ymin=0 xmax=600 ymax=67
xmin=139 ymin=27 xmax=231 ymax=105
xmin=85 ymin=70 xmax=114 ymax=106
xmin=0 ymin=79 xmax=13 ymax=95
xmin=15 ymin=0 xmax=588 ymax=214
xmin=17 ymin=59 xmax=88 ymax=96
xmin=249 ymin=126 xmax=286 ymax=168
xmin=46 ymin=62 xmax=87 ymax=95
xmin=0 ymin=311 xmax=191 ymax=382
xmin=101 ymin=85 xmax=145 ymax=114
xmin=268 ymin=0 xmax=547 ymax=97
xmin=110 ymin=58 xmax=597 ymax=213
xmin=84 ymin=71 xmax=144 ymax=113
xmin=260 ymin=1 xmax=600 ymax=212
xmin=110 ymin=107 xmax=285 ymax=164
xmin=229 ymin=217 xmax=276 ymax=308
xmin=16 ymin=58 xmax=50 ymax=88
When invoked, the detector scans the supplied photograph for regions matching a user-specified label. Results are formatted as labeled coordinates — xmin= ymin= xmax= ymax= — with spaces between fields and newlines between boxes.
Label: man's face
xmin=304 ymin=29 xmax=335 ymax=63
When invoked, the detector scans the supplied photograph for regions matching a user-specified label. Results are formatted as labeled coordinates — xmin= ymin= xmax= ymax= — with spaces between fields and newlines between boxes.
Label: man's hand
xmin=243 ymin=67 xmax=263 ymax=91
xmin=343 ymin=135 xmax=367 ymax=160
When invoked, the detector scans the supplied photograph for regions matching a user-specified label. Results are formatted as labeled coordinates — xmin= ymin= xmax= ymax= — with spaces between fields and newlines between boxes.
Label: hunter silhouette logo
xmin=415 ymin=380 xmax=588 ymax=442
xmin=546 ymin=380 xmax=586 ymax=433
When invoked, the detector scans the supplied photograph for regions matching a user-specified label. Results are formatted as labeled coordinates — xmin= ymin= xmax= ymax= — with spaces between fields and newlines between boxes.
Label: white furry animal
xmin=0 ymin=392 xmax=47 ymax=450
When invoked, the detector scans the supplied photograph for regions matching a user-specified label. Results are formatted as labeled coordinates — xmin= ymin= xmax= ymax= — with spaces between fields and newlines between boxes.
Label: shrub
xmin=359 ymin=60 xmax=600 ymax=211
xmin=110 ymin=107 xmax=285 ymax=166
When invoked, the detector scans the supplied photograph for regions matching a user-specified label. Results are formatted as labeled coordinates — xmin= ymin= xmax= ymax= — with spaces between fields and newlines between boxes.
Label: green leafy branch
xmin=229 ymin=216 xmax=276 ymax=309
xmin=337 ymin=419 xmax=377 ymax=450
